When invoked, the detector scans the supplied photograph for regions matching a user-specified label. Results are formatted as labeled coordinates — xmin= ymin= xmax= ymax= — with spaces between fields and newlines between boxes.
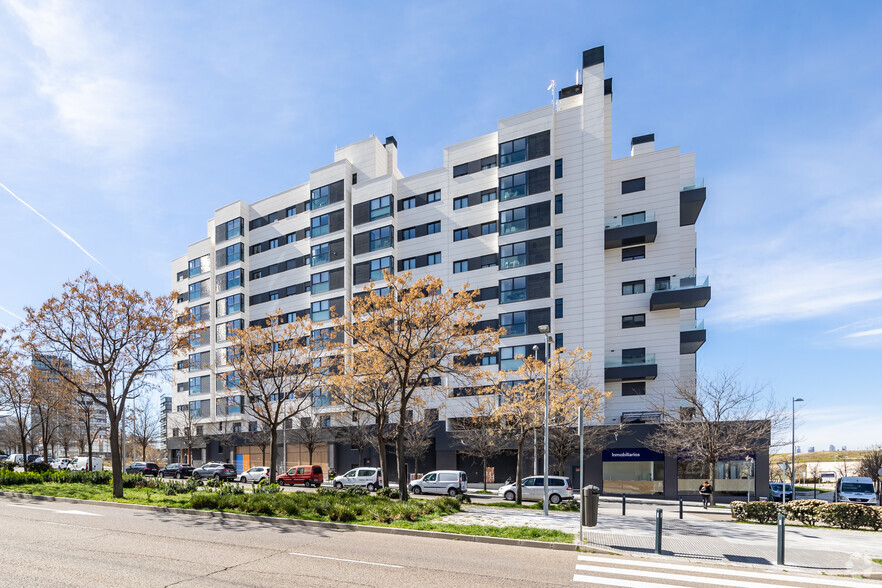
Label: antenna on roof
xmin=547 ymin=80 xmax=557 ymax=111
xmin=576 ymin=69 xmax=581 ymax=85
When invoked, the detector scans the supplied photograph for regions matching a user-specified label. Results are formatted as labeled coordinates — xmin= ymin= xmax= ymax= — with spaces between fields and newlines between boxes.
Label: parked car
xmin=125 ymin=462 xmax=160 ymax=476
xmin=6 ymin=454 xmax=24 ymax=466
xmin=277 ymin=465 xmax=323 ymax=487
xmin=332 ymin=467 xmax=382 ymax=491
xmin=768 ymin=482 xmax=794 ymax=502
xmin=192 ymin=463 xmax=237 ymax=481
xmin=834 ymin=477 xmax=877 ymax=503
xmin=408 ymin=470 xmax=468 ymax=497
xmin=158 ymin=463 xmax=194 ymax=479
xmin=239 ymin=466 xmax=271 ymax=484
xmin=69 ymin=456 xmax=104 ymax=471
xmin=50 ymin=458 xmax=73 ymax=470
xmin=498 ymin=476 xmax=574 ymax=504
xmin=0 ymin=454 xmax=8 ymax=463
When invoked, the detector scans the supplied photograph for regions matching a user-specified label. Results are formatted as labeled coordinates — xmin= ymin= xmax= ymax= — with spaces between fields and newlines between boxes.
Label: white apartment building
xmin=170 ymin=47 xmax=727 ymax=496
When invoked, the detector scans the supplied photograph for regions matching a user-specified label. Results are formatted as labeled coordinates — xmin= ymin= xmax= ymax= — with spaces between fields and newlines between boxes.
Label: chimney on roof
xmin=630 ymin=133 xmax=654 ymax=156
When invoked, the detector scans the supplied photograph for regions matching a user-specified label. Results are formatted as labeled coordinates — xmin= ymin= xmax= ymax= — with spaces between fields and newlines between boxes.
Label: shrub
xmin=121 ymin=473 xmax=144 ymax=488
xmin=329 ymin=503 xmax=357 ymax=522
xmin=432 ymin=496 xmax=462 ymax=514
xmin=455 ymin=493 xmax=471 ymax=504
xmin=730 ymin=501 xmax=747 ymax=521
xmin=344 ymin=486 xmax=368 ymax=496
xmin=217 ymin=482 xmax=244 ymax=496
xmin=376 ymin=487 xmax=400 ymax=499
xmin=557 ymin=499 xmax=580 ymax=512
xmin=744 ymin=500 xmax=781 ymax=524
xmin=163 ymin=481 xmax=187 ymax=496
xmin=252 ymin=483 xmax=281 ymax=495
xmin=190 ymin=492 xmax=221 ymax=510
xmin=820 ymin=503 xmax=873 ymax=530
xmin=242 ymin=494 xmax=276 ymax=516
xmin=315 ymin=487 xmax=339 ymax=496
xmin=185 ymin=477 xmax=203 ymax=492
xmin=868 ymin=506 xmax=882 ymax=531
xmin=25 ymin=462 xmax=52 ymax=474
xmin=783 ymin=500 xmax=826 ymax=526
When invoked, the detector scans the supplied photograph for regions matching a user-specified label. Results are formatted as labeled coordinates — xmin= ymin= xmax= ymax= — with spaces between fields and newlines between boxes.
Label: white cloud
xmin=844 ymin=328 xmax=882 ymax=339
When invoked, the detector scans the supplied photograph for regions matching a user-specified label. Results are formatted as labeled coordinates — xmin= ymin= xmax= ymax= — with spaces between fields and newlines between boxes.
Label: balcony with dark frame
xmin=650 ymin=275 xmax=711 ymax=311
xmin=605 ymin=353 xmax=657 ymax=382
xmin=604 ymin=212 xmax=657 ymax=249
xmin=680 ymin=180 xmax=706 ymax=226
xmin=680 ymin=319 xmax=706 ymax=354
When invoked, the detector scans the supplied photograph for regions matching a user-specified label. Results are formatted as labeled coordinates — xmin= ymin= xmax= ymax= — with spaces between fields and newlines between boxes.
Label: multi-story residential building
xmin=169 ymin=47 xmax=753 ymax=497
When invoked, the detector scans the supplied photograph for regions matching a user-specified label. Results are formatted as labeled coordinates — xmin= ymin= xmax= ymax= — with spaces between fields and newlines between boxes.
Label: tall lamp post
xmin=792 ymin=397 xmax=804 ymax=498
xmin=538 ymin=325 xmax=551 ymax=516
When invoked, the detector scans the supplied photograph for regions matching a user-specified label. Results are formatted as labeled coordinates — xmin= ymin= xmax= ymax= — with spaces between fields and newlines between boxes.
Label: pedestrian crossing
xmin=572 ymin=554 xmax=871 ymax=587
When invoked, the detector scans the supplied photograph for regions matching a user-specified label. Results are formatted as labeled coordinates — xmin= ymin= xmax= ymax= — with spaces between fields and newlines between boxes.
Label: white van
xmin=70 ymin=457 xmax=104 ymax=472
xmin=834 ymin=477 xmax=877 ymax=503
xmin=408 ymin=470 xmax=468 ymax=496
xmin=332 ymin=467 xmax=382 ymax=491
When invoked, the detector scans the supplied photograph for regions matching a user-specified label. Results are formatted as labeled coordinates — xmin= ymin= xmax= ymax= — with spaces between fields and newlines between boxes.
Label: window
xmin=555 ymin=228 xmax=563 ymax=248
xmin=189 ymin=401 xmax=201 ymax=417
xmin=188 ymin=256 xmax=208 ymax=277
xmin=453 ymin=260 xmax=469 ymax=274
xmin=216 ymin=319 xmax=243 ymax=342
xmin=500 ymin=345 xmax=528 ymax=371
xmin=453 ymin=196 xmax=468 ymax=210
xmin=370 ymin=256 xmax=392 ymax=280
xmin=219 ymin=243 xmax=243 ymax=267
xmin=311 ymin=214 xmax=330 ymax=237
xmin=426 ymin=190 xmax=440 ymax=203
xmin=401 ymin=257 xmax=416 ymax=270
xmin=311 ymin=243 xmax=330 ymax=266
xmin=655 ymin=277 xmax=671 ymax=291
xmin=622 ymin=280 xmax=646 ymax=295
xmin=622 ymin=382 xmax=646 ymax=396
xmin=454 ymin=228 xmax=469 ymax=241
xmin=622 ymin=246 xmax=645 ymax=261
xmin=400 ymin=227 xmax=416 ymax=241
xmin=481 ymin=189 xmax=497 ymax=203
xmin=216 ymin=294 xmax=243 ymax=317
xmin=499 ymin=137 xmax=527 ymax=166
xmin=427 ymin=253 xmax=441 ymax=266
xmin=401 ymin=197 xmax=416 ymax=210
xmin=555 ymin=333 xmax=563 ymax=349
xmin=352 ymin=173 xmax=357 ymax=185
xmin=217 ymin=218 xmax=243 ymax=242
xmin=370 ymin=195 xmax=392 ymax=220
xmin=622 ymin=314 xmax=646 ymax=329
xmin=622 ymin=211 xmax=646 ymax=226
xmin=481 ymin=221 xmax=497 ymax=235
xmin=555 ymin=298 xmax=563 ymax=319
xmin=481 ymin=355 xmax=498 ymax=366
xmin=499 ymin=172 xmax=527 ymax=201
xmin=188 ymin=280 xmax=208 ymax=301
xmin=555 ymin=194 xmax=563 ymax=214
xmin=453 ymin=163 xmax=469 ymax=178
xmin=191 ymin=302 xmax=210 ymax=322
xmin=216 ymin=269 xmax=242 ymax=292
xmin=310 ymin=184 xmax=332 ymax=209
xmin=555 ymin=263 xmax=563 ymax=283
xmin=499 ymin=206 xmax=527 ymax=234
xmin=500 ymin=311 xmax=527 ymax=337
xmin=499 ymin=276 xmax=527 ymax=303
xmin=311 ymin=300 xmax=331 ymax=322
xmin=311 ymin=271 xmax=330 ymax=294
xmin=499 ymin=242 xmax=527 ymax=269
xmin=622 ymin=348 xmax=646 ymax=364
xmin=622 ymin=177 xmax=646 ymax=194
xmin=369 ymin=226 xmax=393 ymax=251
xmin=554 ymin=159 xmax=563 ymax=179
xmin=188 ymin=376 xmax=209 ymax=395
xmin=427 ymin=221 xmax=441 ymax=235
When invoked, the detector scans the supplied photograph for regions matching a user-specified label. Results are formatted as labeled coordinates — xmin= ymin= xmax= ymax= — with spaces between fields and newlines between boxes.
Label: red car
xmin=277 ymin=465 xmax=323 ymax=487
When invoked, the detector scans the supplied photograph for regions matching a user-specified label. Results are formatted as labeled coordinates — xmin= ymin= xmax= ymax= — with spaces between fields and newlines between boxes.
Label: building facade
xmin=168 ymin=47 xmax=746 ymax=497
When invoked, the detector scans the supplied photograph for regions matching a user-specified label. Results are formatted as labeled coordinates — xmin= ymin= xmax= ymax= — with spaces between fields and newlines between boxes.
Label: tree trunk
xmin=269 ymin=427 xmax=278 ymax=483
xmin=516 ymin=436 xmax=524 ymax=504
xmin=109 ymin=419 xmax=123 ymax=498
xmin=482 ymin=456 xmax=488 ymax=491
xmin=708 ymin=459 xmax=717 ymax=507
xmin=85 ymin=419 xmax=94 ymax=472
xmin=396 ymin=419 xmax=408 ymax=501
xmin=308 ymin=446 xmax=315 ymax=464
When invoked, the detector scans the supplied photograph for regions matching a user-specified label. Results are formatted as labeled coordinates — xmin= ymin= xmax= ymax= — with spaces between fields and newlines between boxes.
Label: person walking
xmin=698 ymin=480 xmax=713 ymax=509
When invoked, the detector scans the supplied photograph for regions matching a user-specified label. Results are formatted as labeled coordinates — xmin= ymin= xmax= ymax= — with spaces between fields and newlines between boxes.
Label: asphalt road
xmin=0 ymin=494 xmax=578 ymax=587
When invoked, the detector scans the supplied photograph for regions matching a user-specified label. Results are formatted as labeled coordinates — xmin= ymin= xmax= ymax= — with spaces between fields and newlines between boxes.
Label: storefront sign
xmin=602 ymin=448 xmax=664 ymax=462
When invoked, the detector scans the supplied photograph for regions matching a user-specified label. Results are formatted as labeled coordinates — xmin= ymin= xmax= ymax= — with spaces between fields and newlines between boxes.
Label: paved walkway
xmin=438 ymin=500 xmax=882 ymax=578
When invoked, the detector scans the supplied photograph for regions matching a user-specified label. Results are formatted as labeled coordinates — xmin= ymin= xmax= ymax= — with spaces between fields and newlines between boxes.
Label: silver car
xmin=239 ymin=466 xmax=270 ymax=484
xmin=498 ymin=476 xmax=573 ymax=504
xmin=333 ymin=467 xmax=382 ymax=491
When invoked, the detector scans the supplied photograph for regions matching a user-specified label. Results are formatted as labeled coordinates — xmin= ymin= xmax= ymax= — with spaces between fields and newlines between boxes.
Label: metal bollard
xmin=622 ymin=494 xmax=626 ymax=516
xmin=655 ymin=508 xmax=663 ymax=554
xmin=679 ymin=497 xmax=683 ymax=519
xmin=777 ymin=514 xmax=785 ymax=565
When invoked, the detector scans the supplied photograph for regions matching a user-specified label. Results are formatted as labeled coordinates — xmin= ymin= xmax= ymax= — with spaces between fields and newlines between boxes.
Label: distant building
xmin=829 ymin=444 xmax=836 ymax=452
xmin=807 ymin=446 xmax=815 ymax=453
xmin=160 ymin=395 xmax=172 ymax=457
xmin=841 ymin=446 xmax=847 ymax=451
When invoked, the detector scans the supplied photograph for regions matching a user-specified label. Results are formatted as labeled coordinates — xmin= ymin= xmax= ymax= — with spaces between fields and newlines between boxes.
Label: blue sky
xmin=1 ymin=1 xmax=880 ymax=450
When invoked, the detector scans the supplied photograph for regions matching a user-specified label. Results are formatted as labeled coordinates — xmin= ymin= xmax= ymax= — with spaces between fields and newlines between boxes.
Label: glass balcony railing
xmin=654 ymin=275 xmax=709 ymax=292
xmin=680 ymin=319 xmax=705 ymax=332
xmin=604 ymin=211 xmax=656 ymax=229
xmin=311 ymin=253 xmax=330 ymax=266
xmin=499 ymin=255 xmax=526 ymax=269
xmin=682 ymin=177 xmax=705 ymax=191
xmin=604 ymin=353 xmax=656 ymax=369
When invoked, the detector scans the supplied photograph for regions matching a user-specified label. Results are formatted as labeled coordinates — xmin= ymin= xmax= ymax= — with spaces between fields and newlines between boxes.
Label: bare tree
xmin=344 ymin=413 xmax=375 ymax=468
xmin=249 ymin=422 xmax=271 ymax=467
xmin=170 ymin=408 xmax=204 ymax=464
xmin=644 ymin=372 xmax=785 ymax=506
xmin=291 ymin=414 xmax=329 ymax=465
xmin=0 ymin=347 xmax=40 ymax=461
xmin=72 ymin=386 xmax=106 ymax=470
xmin=859 ymin=445 xmax=882 ymax=499
xmin=209 ymin=420 xmax=240 ymax=464
xmin=451 ymin=398 xmax=506 ymax=491
xmin=127 ymin=397 xmax=161 ymax=461
xmin=400 ymin=408 xmax=434 ymax=479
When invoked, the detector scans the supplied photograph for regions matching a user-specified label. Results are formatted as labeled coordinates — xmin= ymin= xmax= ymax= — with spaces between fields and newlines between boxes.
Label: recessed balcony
xmin=650 ymin=275 xmax=711 ymax=311
xmin=604 ymin=212 xmax=657 ymax=249
xmin=680 ymin=319 xmax=706 ymax=354
xmin=605 ymin=353 xmax=657 ymax=382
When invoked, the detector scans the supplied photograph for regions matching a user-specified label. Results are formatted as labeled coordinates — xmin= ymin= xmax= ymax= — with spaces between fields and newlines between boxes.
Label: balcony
xmin=650 ymin=275 xmax=711 ymax=311
xmin=680 ymin=185 xmax=706 ymax=226
xmin=604 ymin=212 xmax=657 ymax=249
xmin=605 ymin=353 xmax=657 ymax=382
xmin=680 ymin=319 xmax=706 ymax=354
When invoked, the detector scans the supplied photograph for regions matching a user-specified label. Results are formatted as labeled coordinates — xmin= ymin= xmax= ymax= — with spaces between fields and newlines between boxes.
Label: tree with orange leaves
xmin=491 ymin=347 xmax=607 ymax=504
xmin=333 ymin=270 xmax=501 ymax=500
xmin=21 ymin=272 xmax=188 ymax=498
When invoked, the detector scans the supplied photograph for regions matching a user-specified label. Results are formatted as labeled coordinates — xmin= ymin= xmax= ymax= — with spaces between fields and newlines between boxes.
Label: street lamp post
xmin=792 ymin=397 xmax=804 ymax=500
xmin=538 ymin=325 xmax=551 ymax=517
xmin=746 ymin=455 xmax=754 ymax=502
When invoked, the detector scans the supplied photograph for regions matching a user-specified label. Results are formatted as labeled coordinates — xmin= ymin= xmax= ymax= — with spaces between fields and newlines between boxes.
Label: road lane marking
xmin=7 ymin=504 xmax=102 ymax=516
xmin=289 ymin=552 xmax=402 ymax=568
xmin=576 ymin=555 xmax=870 ymax=587
xmin=40 ymin=521 xmax=97 ymax=529
xmin=575 ymin=563 xmax=845 ymax=588
xmin=573 ymin=575 xmax=690 ymax=587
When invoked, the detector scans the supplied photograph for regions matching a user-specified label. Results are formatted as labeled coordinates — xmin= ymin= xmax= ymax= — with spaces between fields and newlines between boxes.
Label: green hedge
xmin=0 ymin=470 xmax=112 ymax=486
xmin=731 ymin=499 xmax=882 ymax=530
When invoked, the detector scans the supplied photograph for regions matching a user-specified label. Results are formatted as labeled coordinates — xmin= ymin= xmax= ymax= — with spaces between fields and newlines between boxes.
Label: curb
xmin=0 ymin=491 xmax=584 ymax=552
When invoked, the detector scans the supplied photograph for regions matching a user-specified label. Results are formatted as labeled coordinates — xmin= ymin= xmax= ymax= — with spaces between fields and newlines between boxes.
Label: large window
xmin=216 ymin=269 xmax=242 ymax=292
xmin=189 ymin=255 xmax=209 ymax=277
xmin=216 ymin=319 xmax=243 ymax=343
xmin=400 ymin=227 xmax=416 ymax=241
xmin=622 ymin=246 xmax=645 ymax=261
xmin=499 ymin=311 xmax=527 ymax=337
xmin=217 ymin=217 xmax=243 ymax=242
xmin=311 ymin=271 xmax=330 ymax=294
xmin=499 ymin=172 xmax=527 ymax=201
xmin=453 ymin=196 xmax=467 ymax=210
xmin=427 ymin=253 xmax=441 ymax=265
xmin=311 ymin=243 xmax=330 ymax=266
xmin=311 ymin=300 xmax=331 ymax=322
xmin=499 ymin=137 xmax=527 ymax=166
xmin=310 ymin=184 xmax=333 ymax=209
xmin=622 ymin=280 xmax=646 ymax=295
xmin=481 ymin=221 xmax=497 ymax=235
xmin=370 ymin=256 xmax=392 ymax=280
xmin=622 ymin=211 xmax=647 ymax=226
xmin=622 ymin=382 xmax=646 ymax=396
xmin=370 ymin=195 xmax=392 ymax=220
xmin=311 ymin=214 xmax=330 ymax=237
xmin=188 ymin=280 xmax=208 ymax=301
xmin=454 ymin=228 xmax=469 ymax=242
xmin=188 ymin=375 xmax=209 ymax=396
xmin=499 ymin=276 xmax=527 ymax=303
xmin=426 ymin=190 xmax=440 ymax=203
xmin=191 ymin=302 xmax=210 ymax=322
xmin=216 ymin=294 xmax=243 ymax=317
xmin=401 ymin=197 xmax=416 ymax=210
xmin=500 ymin=345 xmax=529 ymax=371
xmin=453 ymin=260 xmax=469 ymax=274
xmin=218 ymin=243 xmax=243 ymax=267
xmin=499 ymin=242 xmax=527 ymax=269
xmin=622 ymin=177 xmax=646 ymax=194
xmin=370 ymin=226 xmax=393 ymax=251
xmin=401 ymin=257 xmax=416 ymax=271
xmin=500 ymin=207 xmax=528 ymax=235
xmin=622 ymin=314 xmax=646 ymax=329
xmin=427 ymin=221 xmax=441 ymax=235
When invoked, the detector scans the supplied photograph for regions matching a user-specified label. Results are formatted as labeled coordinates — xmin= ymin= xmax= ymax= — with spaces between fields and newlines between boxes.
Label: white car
xmin=333 ymin=467 xmax=382 ymax=491
xmin=239 ymin=466 xmax=271 ymax=484
xmin=408 ymin=470 xmax=468 ymax=497
xmin=498 ymin=476 xmax=573 ymax=504
xmin=50 ymin=458 xmax=73 ymax=470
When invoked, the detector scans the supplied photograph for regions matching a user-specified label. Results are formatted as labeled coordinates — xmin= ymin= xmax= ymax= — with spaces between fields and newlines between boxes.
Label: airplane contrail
xmin=0 ymin=305 xmax=24 ymax=322
xmin=0 ymin=180 xmax=122 ymax=282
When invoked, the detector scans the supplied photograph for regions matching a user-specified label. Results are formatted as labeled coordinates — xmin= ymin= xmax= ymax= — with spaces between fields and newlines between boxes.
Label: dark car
xmin=158 ymin=463 xmax=194 ymax=479
xmin=124 ymin=462 xmax=160 ymax=476
xmin=192 ymin=462 xmax=237 ymax=481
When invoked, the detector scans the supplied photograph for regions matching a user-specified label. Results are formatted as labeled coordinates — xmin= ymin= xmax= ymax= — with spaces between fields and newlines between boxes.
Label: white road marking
xmin=576 ymin=555 xmax=870 ymax=587
xmin=7 ymin=504 xmax=102 ymax=516
xmin=573 ymin=575 xmax=690 ymax=587
xmin=40 ymin=521 xmax=96 ymax=529
xmin=289 ymin=552 xmax=402 ymax=568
